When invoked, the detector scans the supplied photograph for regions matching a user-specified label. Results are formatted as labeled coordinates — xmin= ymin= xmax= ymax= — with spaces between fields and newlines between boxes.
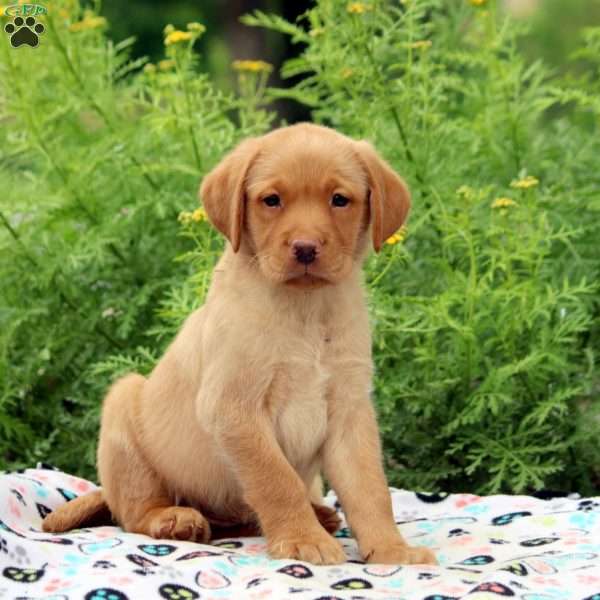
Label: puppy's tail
xmin=42 ymin=489 xmax=112 ymax=533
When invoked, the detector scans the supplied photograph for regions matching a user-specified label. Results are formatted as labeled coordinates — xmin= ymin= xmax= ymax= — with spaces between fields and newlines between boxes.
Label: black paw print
xmin=448 ymin=528 xmax=469 ymax=537
xmin=578 ymin=500 xmax=599 ymax=512
xmin=4 ymin=16 xmax=45 ymax=48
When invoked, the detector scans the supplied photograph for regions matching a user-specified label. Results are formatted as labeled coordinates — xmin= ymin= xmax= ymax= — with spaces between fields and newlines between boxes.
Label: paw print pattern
xmin=520 ymin=536 xmax=559 ymax=547
xmin=579 ymin=500 xmax=599 ymax=512
xmin=158 ymin=584 xmax=199 ymax=600
xmin=84 ymin=589 xmax=128 ymax=600
xmin=93 ymin=560 xmax=116 ymax=569
xmin=8 ymin=545 xmax=29 ymax=565
xmin=491 ymin=511 xmax=532 ymax=526
xmin=4 ymin=16 xmax=45 ymax=48
xmin=469 ymin=582 xmax=514 ymax=595
xmin=448 ymin=528 xmax=469 ymax=537
xmin=459 ymin=555 xmax=494 ymax=566
xmin=330 ymin=577 xmax=373 ymax=590
xmin=126 ymin=554 xmax=158 ymax=568
xmin=277 ymin=564 xmax=313 ymax=578
xmin=138 ymin=544 xmax=176 ymax=557
xmin=176 ymin=550 xmax=220 ymax=561
xmin=2 ymin=566 xmax=45 ymax=583
xmin=36 ymin=503 xmax=52 ymax=519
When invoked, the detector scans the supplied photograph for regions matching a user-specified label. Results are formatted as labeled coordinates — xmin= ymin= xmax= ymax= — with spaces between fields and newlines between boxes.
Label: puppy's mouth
xmin=283 ymin=266 xmax=331 ymax=287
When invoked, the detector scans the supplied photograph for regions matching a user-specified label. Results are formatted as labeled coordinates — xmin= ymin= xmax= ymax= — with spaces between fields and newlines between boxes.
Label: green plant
xmin=0 ymin=4 xmax=271 ymax=475
xmin=1 ymin=0 xmax=598 ymax=494
xmin=244 ymin=0 xmax=600 ymax=493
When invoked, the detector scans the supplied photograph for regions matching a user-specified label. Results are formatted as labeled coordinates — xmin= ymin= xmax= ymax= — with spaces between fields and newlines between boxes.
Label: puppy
xmin=43 ymin=123 xmax=436 ymax=566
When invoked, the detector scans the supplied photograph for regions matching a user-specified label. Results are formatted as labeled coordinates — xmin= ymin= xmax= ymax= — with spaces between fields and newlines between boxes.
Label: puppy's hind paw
xmin=312 ymin=503 xmax=342 ymax=535
xmin=146 ymin=507 xmax=211 ymax=543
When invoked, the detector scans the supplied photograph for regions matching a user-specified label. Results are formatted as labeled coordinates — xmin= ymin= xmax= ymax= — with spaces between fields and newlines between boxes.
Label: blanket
xmin=0 ymin=467 xmax=599 ymax=599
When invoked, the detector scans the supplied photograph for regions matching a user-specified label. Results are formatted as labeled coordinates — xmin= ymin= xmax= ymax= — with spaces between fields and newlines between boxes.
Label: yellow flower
xmin=178 ymin=211 xmax=192 ymax=225
xmin=69 ymin=12 xmax=107 ymax=32
xmin=191 ymin=207 xmax=207 ymax=222
xmin=186 ymin=22 xmax=206 ymax=34
xmin=232 ymin=60 xmax=273 ymax=74
xmin=164 ymin=30 xmax=193 ymax=46
xmin=309 ymin=27 xmax=325 ymax=37
xmin=341 ymin=67 xmax=354 ymax=79
xmin=491 ymin=197 xmax=518 ymax=209
xmin=456 ymin=185 xmax=475 ymax=199
xmin=510 ymin=175 xmax=539 ymax=189
xmin=164 ymin=24 xmax=175 ymax=35
xmin=347 ymin=2 xmax=371 ymax=14
xmin=385 ymin=226 xmax=408 ymax=245
xmin=158 ymin=59 xmax=175 ymax=71
xmin=178 ymin=208 xmax=207 ymax=224
xmin=143 ymin=63 xmax=157 ymax=74
xmin=469 ymin=0 xmax=486 ymax=5
xmin=408 ymin=40 xmax=432 ymax=50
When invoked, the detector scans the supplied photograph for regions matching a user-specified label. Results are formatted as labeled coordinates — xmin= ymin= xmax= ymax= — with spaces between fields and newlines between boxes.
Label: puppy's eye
xmin=331 ymin=193 xmax=350 ymax=208
xmin=263 ymin=194 xmax=281 ymax=208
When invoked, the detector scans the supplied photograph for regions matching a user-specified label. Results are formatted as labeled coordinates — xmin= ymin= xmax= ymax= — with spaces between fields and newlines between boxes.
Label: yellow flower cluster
xmin=491 ymin=197 xmax=517 ymax=209
xmin=341 ymin=68 xmax=354 ymax=79
xmin=69 ymin=12 xmax=107 ymax=32
xmin=385 ymin=226 xmax=408 ymax=245
xmin=164 ymin=30 xmax=193 ymax=46
xmin=469 ymin=0 xmax=487 ymax=5
xmin=232 ymin=60 xmax=273 ymax=74
xmin=408 ymin=40 xmax=432 ymax=50
xmin=178 ymin=207 xmax=207 ymax=225
xmin=158 ymin=59 xmax=176 ymax=71
xmin=511 ymin=175 xmax=539 ymax=189
xmin=347 ymin=2 xmax=372 ymax=14
xmin=456 ymin=185 xmax=475 ymax=199
xmin=186 ymin=22 xmax=206 ymax=34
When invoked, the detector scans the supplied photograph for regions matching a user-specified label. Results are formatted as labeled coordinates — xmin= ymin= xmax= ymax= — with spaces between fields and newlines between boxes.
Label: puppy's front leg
xmin=205 ymin=396 xmax=345 ymax=565
xmin=323 ymin=386 xmax=437 ymax=565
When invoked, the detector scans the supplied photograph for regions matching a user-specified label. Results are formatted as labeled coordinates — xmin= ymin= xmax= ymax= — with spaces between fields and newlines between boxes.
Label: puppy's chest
xmin=269 ymin=345 xmax=332 ymax=469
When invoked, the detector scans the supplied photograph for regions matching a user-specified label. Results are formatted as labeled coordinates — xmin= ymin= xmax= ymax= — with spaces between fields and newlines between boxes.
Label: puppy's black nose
xmin=292 ymin=240 xmax=318 ymax=265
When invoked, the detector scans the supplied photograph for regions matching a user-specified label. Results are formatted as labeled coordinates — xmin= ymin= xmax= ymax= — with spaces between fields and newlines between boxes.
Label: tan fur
xmin=42 ymin=123 xmax=436 ymax=566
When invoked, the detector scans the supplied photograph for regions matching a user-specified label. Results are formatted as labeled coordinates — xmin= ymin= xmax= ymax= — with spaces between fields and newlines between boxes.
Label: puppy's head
xmin=200 ymin=123 xmax=410 ymax=287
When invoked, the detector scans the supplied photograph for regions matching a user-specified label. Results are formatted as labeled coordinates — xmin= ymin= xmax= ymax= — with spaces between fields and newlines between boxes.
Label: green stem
xmin=47 ymin=16 xmax=160 ymax=192
xmin=176 ymin=53 xmax=202 ymax=171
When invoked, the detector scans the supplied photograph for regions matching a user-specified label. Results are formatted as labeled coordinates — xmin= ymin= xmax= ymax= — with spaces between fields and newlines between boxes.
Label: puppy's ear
xmin=354 ymin=141 xmax=411 ymax=252
xmin=199 ymin=138 xmax=261 ymax=252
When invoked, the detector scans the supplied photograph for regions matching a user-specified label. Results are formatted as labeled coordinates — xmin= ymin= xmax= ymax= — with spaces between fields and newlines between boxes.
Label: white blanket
xmin=1 ymin=467 xmax=599 ymax=599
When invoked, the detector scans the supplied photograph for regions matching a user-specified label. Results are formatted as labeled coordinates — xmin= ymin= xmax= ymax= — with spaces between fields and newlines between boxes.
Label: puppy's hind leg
xmin=98 ymin=373 xmax=211 ymax=543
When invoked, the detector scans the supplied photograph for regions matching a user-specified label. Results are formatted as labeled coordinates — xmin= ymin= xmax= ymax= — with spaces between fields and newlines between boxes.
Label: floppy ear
xmin=199 ymin=137 xmax=261 ymax=252
xmin=353 ymin=141 xmax=411 ymax=252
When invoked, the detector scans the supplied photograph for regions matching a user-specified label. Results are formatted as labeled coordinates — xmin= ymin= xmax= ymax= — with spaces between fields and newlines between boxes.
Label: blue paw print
xmin=459 ymin=554 xmax=494 ymax=566
xmin=84 ymin=588 xmax=128 ymax=600
xmin=139 ymin=544 xmax=176 ymax=556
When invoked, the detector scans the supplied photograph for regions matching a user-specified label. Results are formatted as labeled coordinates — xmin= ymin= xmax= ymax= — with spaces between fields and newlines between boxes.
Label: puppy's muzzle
xmin=292 ymin=240 xmax=319 ymax=265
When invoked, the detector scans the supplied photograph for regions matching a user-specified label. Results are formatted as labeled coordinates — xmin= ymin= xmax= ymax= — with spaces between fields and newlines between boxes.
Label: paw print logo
xmin=4 ymin=15 xmax=45 ymax=48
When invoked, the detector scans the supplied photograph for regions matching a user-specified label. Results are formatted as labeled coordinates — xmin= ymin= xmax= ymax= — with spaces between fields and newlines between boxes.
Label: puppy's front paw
xmin=268 ymin=531 xmax=346 ymax=565
xmin=367 ymin=543 xmax=437 ymax=565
